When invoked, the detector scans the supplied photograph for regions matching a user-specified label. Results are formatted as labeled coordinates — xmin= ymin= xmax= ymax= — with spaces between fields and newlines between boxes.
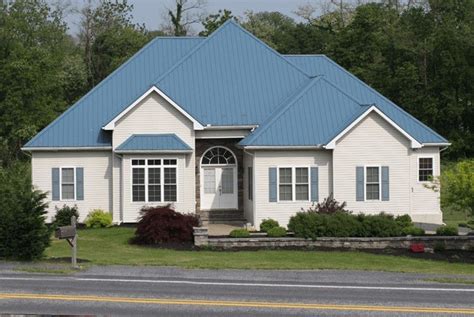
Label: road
xmin=0 ymin=266 xmax=473 ymax=316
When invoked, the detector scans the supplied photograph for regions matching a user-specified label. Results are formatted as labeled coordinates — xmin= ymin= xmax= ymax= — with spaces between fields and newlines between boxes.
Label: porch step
xmin=207 ymin=210 xmax=247 ymax=224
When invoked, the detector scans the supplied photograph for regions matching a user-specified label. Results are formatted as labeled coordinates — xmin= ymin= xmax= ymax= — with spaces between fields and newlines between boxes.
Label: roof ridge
xmin=318 ymin=76 xmax=365 ymax=105
xmin=241 ymin=77 xmax=322 ymax=145
xmin=320 ymin=56 xmax=447 ymax=142
xmin=227 ymin=21 xmax=311 ymax=78
xmin=25 ymin=36 xmax=167 ymax=147
xmin=152 ymin=20 xmax=235 ymax=85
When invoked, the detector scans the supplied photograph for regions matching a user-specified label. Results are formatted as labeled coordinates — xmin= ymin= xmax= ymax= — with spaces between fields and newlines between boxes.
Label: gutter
xmin=21 ymin=146 xmax=113 ymax=151
xmin=204 ymin=125 xmax=258 ymax=130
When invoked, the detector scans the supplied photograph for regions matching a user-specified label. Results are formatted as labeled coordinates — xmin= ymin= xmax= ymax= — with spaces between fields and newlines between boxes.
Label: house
xmin=23 ymin=21 xmax=449 ymax=227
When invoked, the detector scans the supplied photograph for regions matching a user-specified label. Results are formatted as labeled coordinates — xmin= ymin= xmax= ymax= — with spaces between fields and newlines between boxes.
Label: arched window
xmin=201 ymin=147 xmax=236 ymax=165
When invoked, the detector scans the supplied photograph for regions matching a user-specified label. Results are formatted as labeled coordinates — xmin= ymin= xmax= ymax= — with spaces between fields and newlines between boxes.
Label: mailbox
xmin=55 ymin=225 xmax=76 ymax=239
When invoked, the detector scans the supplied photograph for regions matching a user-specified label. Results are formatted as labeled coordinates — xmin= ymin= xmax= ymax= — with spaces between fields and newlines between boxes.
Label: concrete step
xmin=209 ymin=220 xmax=247 ymax=225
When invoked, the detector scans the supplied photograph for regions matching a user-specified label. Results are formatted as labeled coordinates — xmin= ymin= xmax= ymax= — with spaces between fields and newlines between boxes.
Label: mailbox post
xmin=54 ymin=215 xmax=78 ymax=268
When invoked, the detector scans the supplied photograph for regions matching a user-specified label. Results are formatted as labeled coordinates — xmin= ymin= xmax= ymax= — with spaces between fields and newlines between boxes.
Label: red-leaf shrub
xmin=131 ymin=205 xmax=199 ymax=245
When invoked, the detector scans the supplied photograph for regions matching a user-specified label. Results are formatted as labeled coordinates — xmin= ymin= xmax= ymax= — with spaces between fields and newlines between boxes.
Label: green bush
xmin=85 ymin=209 xmax=113 ymax=228
xmin=402 ymin=226 xmax=425 ymax=236
xmin=53 ymin=205 xmax=79 ymax=227
xmin=288 ymin=211 xmax=417 ymax=239
xmin=436 ymin=225 xmax=458 ymax=236
xmin=260 ymin=218 xmax=279 ymax=232
xmin=267 ymin=226 xmax=287 ymax=237
xmin=0 ymin=163 xmax=50 ymax=260
xmin=359 ymin=213 xmax=403 ymax=237
xmin=229 ymin=228 xmax=250 ymax=238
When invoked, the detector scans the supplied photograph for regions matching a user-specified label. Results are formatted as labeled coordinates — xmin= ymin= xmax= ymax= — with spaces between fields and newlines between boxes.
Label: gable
xmin=113 ymin=91 xmax=195 ymax=150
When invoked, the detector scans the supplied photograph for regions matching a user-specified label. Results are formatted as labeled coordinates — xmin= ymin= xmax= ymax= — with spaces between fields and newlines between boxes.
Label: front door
xmin=201 ymin=167 xmax=237 ymax=209
xmin=200 ymin=146 xmax=238 ymax=210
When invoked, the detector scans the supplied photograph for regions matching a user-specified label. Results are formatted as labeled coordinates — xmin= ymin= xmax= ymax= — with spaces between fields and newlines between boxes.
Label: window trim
xmin=59 ymin=166 xmax=76 ymax=201
xmin=130 ymin=158 xmax=179 ymax=204
xmin=276 ymin=166 xmax=311 ymax=203
xmin=364 ymin=165 xmax=381 ymax=201
xmin=417 ymin=156 xmax=435 ymax=183
xmin=248 ymin=166 xmax=253 ymax=201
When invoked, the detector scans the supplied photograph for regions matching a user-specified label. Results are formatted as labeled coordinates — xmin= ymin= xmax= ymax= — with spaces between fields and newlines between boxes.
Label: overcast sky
xmin=62 ymin=0 xmax=313 ymax=35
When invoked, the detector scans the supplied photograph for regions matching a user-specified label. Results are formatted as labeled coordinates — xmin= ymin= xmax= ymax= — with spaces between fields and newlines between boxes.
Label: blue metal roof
xmin=116 ymin=134 xmax=192 ymax=152
xmin=24 ymin=37 xmax=204 ymax=148
xmin=283 ymin=55 xmax=447 ymax=143
xmin=24 ymin=21 xmax=447 ymax=149
xmin=239 ymin=77 xmax=372 ymax=146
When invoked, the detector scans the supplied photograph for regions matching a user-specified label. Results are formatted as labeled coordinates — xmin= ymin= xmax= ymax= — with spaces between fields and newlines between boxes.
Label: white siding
xmin=332 ymin=112 xmax=442 ymax=223
xmin=31 ymin=151 xmax=112 ymax=222
xmin=112 ymin=91 xmax=196 ymax=222
xmin=243 ymin=151 xmax=255 ymax=225
xmin=253 ymin=150 xmax=332 ymax=228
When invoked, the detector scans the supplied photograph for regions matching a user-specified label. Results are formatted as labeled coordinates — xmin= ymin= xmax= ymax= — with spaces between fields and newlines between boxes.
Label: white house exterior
xmin=23 ymin=22 xmax=449 ymax=227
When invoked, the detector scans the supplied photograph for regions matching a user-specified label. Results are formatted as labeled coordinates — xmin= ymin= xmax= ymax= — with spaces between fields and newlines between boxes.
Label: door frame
xmin=199 ymin=146 xmax=238 ymax=210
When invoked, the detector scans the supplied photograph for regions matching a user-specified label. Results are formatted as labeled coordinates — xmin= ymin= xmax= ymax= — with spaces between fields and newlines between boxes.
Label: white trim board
xmin=102 ymin=86 xmax=204 ymax=131
xmin=325 ymin=105 xmax=422 ymax=149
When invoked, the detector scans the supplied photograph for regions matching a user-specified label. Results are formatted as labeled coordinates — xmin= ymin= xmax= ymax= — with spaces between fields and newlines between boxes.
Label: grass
xmin=44 ymin=227 xmax=474 ymax=275
xmin=443 ymin=206 xmax=473 ymax=227
xmin=424 ymin=278 xmax=474 ymax=285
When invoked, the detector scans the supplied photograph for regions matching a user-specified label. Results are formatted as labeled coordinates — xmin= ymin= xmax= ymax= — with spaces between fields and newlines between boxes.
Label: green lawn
xmin=443 ymin=206 xmax=473 ymax=227
xmin=44 ymin=227 xmax=474 ymax=275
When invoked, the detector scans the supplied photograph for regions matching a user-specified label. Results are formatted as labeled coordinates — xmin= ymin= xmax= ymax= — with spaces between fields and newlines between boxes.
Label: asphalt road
xmin=0 ymin=266 xmax=473 ymax=316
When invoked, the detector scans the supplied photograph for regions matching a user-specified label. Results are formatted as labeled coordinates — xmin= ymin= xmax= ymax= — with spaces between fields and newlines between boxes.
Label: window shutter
xmin=310 ymin=166 xmax=319 ymax=202
xmin=52 ymin=168 xmax=60 ymax=201
xmin=381 ymin=166 xmax=389 ymax=201
xmin=356 ymin=166 xmax=364 ymax=201
xmin=269 ymin=167 xmax=277 ymax=202
xmin=76 ymin=167 xmax=84 ymax=200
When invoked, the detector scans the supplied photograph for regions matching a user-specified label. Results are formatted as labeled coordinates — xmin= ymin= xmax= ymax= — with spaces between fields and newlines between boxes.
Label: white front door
xmin=201 ymin=167 xmax=237 ymax=210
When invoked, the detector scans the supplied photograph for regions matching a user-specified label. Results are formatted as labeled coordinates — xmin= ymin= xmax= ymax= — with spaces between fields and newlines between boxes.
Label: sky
xmin=62 ymin=0 xmax=312 ymax=35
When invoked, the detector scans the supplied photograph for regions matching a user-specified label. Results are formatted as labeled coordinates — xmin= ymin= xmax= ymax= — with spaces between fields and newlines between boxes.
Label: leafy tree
xmin=0 ymin=163 xmax=50 ymax=260
xmin=199 ymin=9 xmax=235 ymax=36
xmin=441 ymin=160 xmax=474 ymax=217
xmin=79 ymin=0 xmax=150 ymax=87
xmin=0 ymin=0 xmax=79 ymax=165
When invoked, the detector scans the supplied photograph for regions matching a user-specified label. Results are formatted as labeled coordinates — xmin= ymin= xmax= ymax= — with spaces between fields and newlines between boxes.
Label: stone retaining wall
xmin=193 ymin=228 xmax=474 ymax=250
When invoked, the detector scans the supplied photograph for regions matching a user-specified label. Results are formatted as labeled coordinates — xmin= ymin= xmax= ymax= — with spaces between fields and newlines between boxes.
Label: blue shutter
xmin=269 ymin=167 xmax=277 ymax=202
xmin=381 ymin=166 xmax=389 ymax=201
xmin=76 ymin=167 xmax=84 ymax=200
xmin=356 ymin=166 xmax=364 ymax=201
xmin=52 ymin=168 xmax=60 ymax=201
xmin=310 ymin=167 xmax=319 ymax=202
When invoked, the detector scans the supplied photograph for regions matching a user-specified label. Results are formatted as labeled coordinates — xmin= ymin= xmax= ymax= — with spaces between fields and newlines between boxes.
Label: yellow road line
xmin=0 ymin=293 xmax=473 ymax=314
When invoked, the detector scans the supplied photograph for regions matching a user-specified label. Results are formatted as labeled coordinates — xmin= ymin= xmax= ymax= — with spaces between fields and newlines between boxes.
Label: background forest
xmin=0 ymin=0 xmax=472 ymax=225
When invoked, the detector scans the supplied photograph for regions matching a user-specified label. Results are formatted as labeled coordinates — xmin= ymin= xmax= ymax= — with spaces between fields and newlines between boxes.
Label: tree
xmin=442 ymin=160 xmax=474 ymax=217
xmin=78 ymin=0 xmax=150 ymax=87
xmin=163 ymin=0 xmax=205 ymax=36
xmin=0 ymin=0 xmax=78 ymax=165
xmin=199 ymin=9 xmax=235 ymax=36
xmin=0 ymin=163 xmax=50 ymax=260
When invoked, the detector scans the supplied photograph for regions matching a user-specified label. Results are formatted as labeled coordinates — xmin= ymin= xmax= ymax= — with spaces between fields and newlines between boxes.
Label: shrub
xmin=402 ymin=226 xmax=425 ymax=236
xmin=436 ymin=225 xmax=458 ymax=236
xmin=229 ymin=229 xmax=250 ymax=238
xmin=289 ymin=211 xmax=418 ymax=239
xmin=260 ymin=218 xmax=279 ymax=232
xmin=306 ymin=194 xmax=349 ymax=214
xmin=395 ymin=214 xmax=413 ymax=229
xmin=53 ymin=205 xmax=79 ymax=227
xmin=0 ymin=163 xmax=51 ymax=260
xmin=85 ymin=209 xmax=113 ymax=228
xmin=267 ymin=226 xmax=287 ymax=237
xmin=359 ymin=213 xmax=403 ymax=237
xmin=131 ymin=205 xmax=199 ymax=245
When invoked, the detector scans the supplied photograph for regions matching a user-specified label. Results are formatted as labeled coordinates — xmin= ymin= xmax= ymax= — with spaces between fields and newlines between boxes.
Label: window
xmin=295 ymin=168 xmax=309 ymax=200
xmin=132 ymin=159 xmax=177 ymax=202
xmin=61 ymin=167 xmax=75 ymax=200
xmin=365 ymin=166 xmax=380 ymax=200
xmin=201 ymin=147 xmax=236 ymax=165
xmin=248 ymin=167 xmax=253 ymax=200
xmin=278 ymin=167 xmax=310 ymax=202
xmin=419 ymin=157 xmax=433 ymax=182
